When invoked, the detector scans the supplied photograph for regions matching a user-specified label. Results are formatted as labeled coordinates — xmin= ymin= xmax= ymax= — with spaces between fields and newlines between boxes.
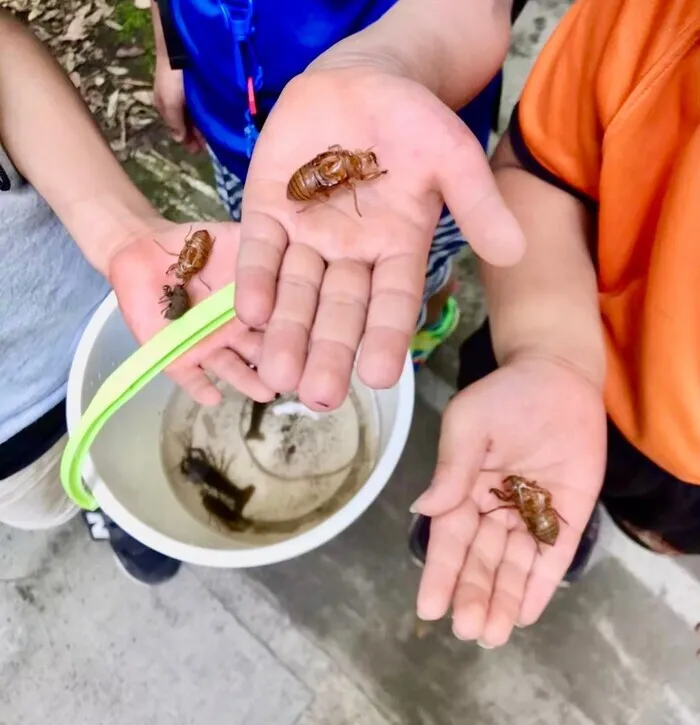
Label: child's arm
xmin=481 ymin=130 xmax=606 ymax=389
xmin=0 ymin=12 xmax=160 ymax=277
xmin=309 ymin=0 xmax=513 ymax=110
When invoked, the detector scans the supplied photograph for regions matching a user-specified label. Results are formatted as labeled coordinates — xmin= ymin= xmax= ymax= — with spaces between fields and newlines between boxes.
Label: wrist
xmin=304 ymin=12 xmax=446 ymax=101
xmin=306 ymin=0 xmax=510 ymax=110
xmin=498 ymin=339 xmax=606 ymax=393
xmin=305 ymin=39 xmax=415 ymax=84
xmin=65 ymin=194 xmax=162 ymax=279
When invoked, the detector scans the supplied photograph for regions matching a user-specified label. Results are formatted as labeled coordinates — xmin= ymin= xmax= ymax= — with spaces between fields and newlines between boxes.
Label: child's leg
xmin=410 ymin=211 xmax=463 ymax=370
xmin=0 ymin=435 xmax=77 ymax=530
xmin=0 ymin=418 xmax=180 ymax=584
xmin=600 ymin=425 xmax=700 ymax=555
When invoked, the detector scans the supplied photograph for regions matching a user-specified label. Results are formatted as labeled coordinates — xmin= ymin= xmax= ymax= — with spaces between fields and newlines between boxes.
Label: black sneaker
xmin=558 ymin=504 xmax=601 ymax=587
xmin=82 ymin=510 xmax=181 ymax=586
xmin=407 ymin=513 xmax=431 ymax=569
xmin=407 ymin=504 xmax=601 ymax=586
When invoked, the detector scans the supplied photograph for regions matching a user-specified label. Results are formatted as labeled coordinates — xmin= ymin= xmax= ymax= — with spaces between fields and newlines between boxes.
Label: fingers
xmin=480 ymin=530 xmax=536 ymax=647
xmin=436 ymin=130 xmax=526 ymax=268
xmin=184 ymin=119 xmax=206 ymax=154
xmin=518 ymin=522 xmax=583 ymax=627
xmin=155 ymin=82 xmax=188 ymax=144
xmin=165 ymin=364 xmax=222 ymax=407
xmin=298 ymin=260 xmax=371 ymax=410
xmin=411 ymin=392 xmax=489 ymax=516
xmin=203 ymin=323 xmax=275 ymax=404
xmin=451 ymin=515 xmax=508 ymax=640
xmin=235 ymin=211 xmax=288 ymax=327
xmin=184 ymin=133 xmax=204 ymax=155
xmin=417 ymin=504 xmax=535 ymax=647
xmin=202 ymin=349 xmax=275 ymax=402
xmin=165 ymin=321 xmax=272 ymax=405
xmin=257 ymin=244 xmax=325 ymax=392
xmin=357 ymin=253 xmax=424 ymax=389
xmin=416 ymin=502 xmax=479 ymax=621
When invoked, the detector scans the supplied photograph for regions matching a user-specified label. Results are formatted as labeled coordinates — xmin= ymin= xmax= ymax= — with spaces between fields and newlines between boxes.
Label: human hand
xmin=236 ymin=63 xmax=526 ymax=411
xmin=153 ymin=58 xmax=205 ymax=154
xmin=108 ymin=219 xmax=275 ymax=406
xmin=414 ymin=355 xmax=606 ymax=647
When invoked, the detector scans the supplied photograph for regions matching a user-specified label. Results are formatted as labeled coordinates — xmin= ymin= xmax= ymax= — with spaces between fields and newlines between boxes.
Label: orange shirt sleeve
xmin=512 ymin=0 xmax=641 ymax=200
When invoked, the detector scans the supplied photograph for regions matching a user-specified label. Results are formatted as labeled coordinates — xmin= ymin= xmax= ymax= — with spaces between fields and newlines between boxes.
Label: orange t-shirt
xmin=514 ymin=0 xmax=700 ymax=483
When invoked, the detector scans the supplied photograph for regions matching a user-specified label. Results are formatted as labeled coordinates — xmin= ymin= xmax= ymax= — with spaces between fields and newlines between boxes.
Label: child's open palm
xmin=108 ymin=220 xmax=275 ymax=406
xmin=236 ymin=65 xmax=526 ymax=410
xmin=415 ymin=356 xmax=607 ymax=646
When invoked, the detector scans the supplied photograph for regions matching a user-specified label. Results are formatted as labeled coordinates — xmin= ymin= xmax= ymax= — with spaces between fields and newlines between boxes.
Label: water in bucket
xmin=159 ymin=379 xmax=380 ymax=544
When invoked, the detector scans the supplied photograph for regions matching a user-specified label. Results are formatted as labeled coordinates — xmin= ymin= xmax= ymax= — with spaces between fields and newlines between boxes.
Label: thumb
xmin=411 ymin=391 xmax=489 ymax=516
xmin=155 ymin=83 xmax=187 ymax=142
xmin=163 ymin=102 xmax=187 ymax=143
xmin=435 ymin=122 xmax=526 ymax=268
xmin=235 ymin=202 xmax=289 ymax=327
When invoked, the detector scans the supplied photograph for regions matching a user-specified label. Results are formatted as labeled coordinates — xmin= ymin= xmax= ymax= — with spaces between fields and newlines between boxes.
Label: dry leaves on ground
xmin=1 ymin=0 xmax=160 ymax=158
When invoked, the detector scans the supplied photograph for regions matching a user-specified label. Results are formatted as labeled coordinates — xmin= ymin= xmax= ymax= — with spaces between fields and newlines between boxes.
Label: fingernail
xmin=514 ymin=622 xmax=526 ymax=629
xmin=409 ymin=492 xmax=429 ymax=514
xmin=477 ymin=640 xmax=494 ymax=649
xmin=451 ymin=627 xmax=470 ymax=642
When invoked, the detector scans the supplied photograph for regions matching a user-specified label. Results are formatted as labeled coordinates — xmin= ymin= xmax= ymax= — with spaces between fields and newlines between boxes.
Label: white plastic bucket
xmin=66 ymin=292 xmax=415 ymax=568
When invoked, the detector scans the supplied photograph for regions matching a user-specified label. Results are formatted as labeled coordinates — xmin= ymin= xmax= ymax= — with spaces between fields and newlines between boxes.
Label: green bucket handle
xmin=60 ymin=283 xmax=237 ymax=510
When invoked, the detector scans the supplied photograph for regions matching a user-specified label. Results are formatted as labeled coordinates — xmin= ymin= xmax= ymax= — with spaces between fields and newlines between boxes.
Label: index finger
xmin=356 ymin=252 xmax=424 ymax=389
xmin=235 ymin=209 xmax=288 ymax=327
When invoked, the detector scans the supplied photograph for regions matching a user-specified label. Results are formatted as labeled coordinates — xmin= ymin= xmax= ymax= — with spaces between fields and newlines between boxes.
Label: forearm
xmin=482 ymin=132 xmax=605 ymax=388
xmin=151 ymin=1 xmax=169 ymax=61
xmin=0 ymin=13 xmax=159 ymax=277
xmin=309 ymin=0 xmax=513 ymax=109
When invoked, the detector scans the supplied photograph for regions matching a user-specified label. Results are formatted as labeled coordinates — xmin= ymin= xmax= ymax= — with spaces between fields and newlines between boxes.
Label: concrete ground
xmin=3 ymin=1 xmax=700 ymax=723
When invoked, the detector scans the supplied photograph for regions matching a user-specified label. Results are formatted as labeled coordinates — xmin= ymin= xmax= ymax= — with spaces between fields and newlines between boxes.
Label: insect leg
xmin=344 ymin=180 xmax=362 ymax=217
xmin=488 ymin=488 xmax=513 ymax=503
xmin=153 ymin=238 xmax=179 ymax=257
xmin=295 ymin=193 xmax=331 ymax=215
xmin=481 ymin=504 xmax=518 ymax=516
xmin=552 ymin=507 xmax=569 ymax=525
xmin=363 ymin=168 xmax=389 ymax=182
xmin=196 ymin=275 xmax=213 ymax=291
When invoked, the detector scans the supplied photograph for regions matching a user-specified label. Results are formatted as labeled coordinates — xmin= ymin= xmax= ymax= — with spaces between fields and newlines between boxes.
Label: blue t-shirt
xmin=168 ymin=0 xmax=500 ymax=181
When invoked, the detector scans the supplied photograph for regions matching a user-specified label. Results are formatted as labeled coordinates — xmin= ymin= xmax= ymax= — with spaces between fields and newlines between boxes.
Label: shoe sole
xmin=408 ymin=513 xmax=426 ymax=569
xmin=110 ymin=552 xmax=155 ymax=587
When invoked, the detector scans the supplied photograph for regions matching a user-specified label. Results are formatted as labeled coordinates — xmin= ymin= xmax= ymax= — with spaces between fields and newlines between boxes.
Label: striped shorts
xmin=210 ymin=150 xmax=465 ymax=330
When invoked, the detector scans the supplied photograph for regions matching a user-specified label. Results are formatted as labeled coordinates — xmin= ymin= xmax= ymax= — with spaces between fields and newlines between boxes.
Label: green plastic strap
xmin=60 ymin=283 xmax=237 ymax=510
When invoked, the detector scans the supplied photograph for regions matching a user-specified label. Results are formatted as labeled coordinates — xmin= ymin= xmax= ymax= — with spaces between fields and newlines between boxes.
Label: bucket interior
xmin=79 ymin=307 xmax=402 ymax=553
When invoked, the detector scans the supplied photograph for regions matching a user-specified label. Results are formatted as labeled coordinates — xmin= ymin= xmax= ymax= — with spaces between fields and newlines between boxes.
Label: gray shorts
xmin=0 ymin=435 xmax=78 ymax=530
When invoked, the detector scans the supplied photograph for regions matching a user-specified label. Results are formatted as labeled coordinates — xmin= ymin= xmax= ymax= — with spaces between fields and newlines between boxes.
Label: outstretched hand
xmin=109 ymin=220 xmax=275 ymax=406
xmin=414 ymin=356 xmax=607 ymax=646
xmin=236 ymin=65 xmax=526 ymax=410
